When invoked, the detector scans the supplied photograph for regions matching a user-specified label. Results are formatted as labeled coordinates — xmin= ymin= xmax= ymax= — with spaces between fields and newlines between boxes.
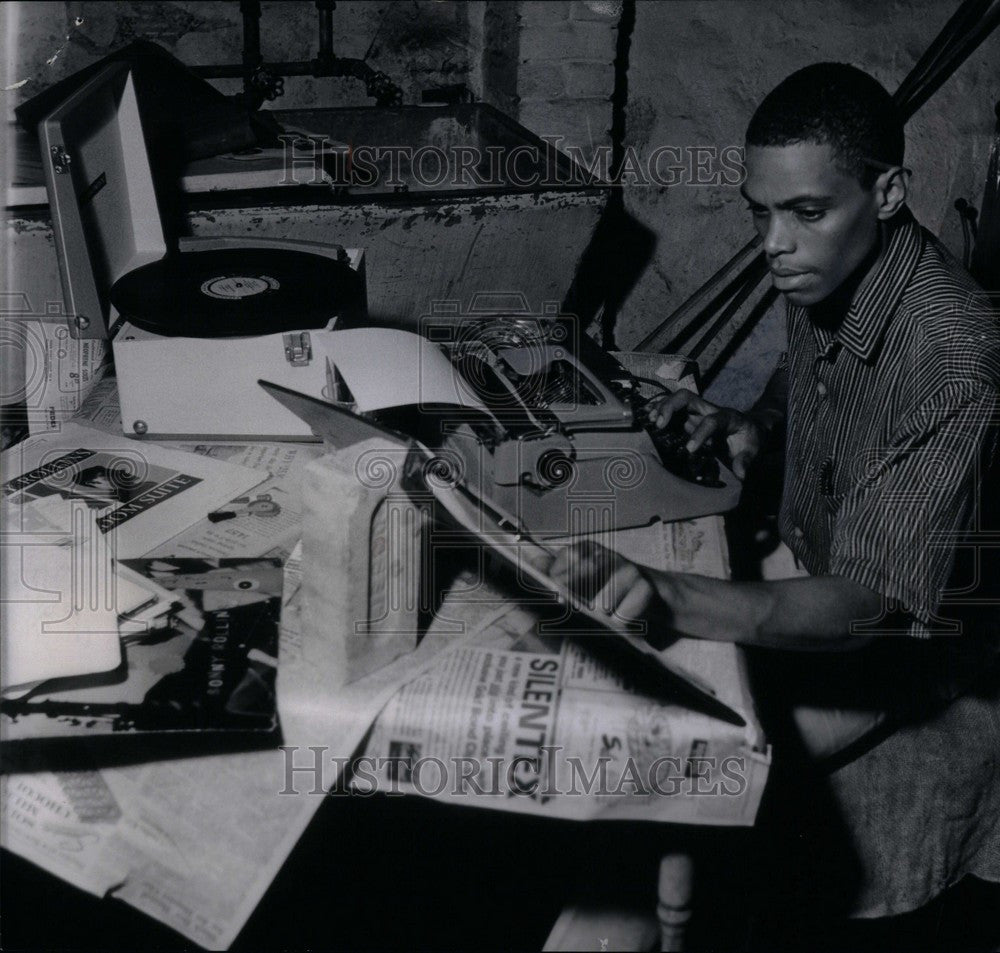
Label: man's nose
xmin=762 ymin=214 xmax=795 ymax=258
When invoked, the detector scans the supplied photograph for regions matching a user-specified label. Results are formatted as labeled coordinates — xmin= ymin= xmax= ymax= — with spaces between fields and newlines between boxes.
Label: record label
xmin=200 ymin=275 xmax=278 ymax=300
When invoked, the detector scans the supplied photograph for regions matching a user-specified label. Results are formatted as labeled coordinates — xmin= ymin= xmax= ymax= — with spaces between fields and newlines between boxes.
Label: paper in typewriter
xmin=313 ymin=327 xmax=493 ymax=415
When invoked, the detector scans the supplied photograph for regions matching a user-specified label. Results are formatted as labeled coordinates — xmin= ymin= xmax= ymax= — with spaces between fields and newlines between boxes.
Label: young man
xmin=555 ymin=62 xmax=1000 ymax=925
xmin=560 ymin=62 xmax=1000 ymax=752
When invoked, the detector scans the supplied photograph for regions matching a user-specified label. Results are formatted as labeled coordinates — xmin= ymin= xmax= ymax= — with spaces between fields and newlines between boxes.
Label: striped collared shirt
xmin=777 ymin=207 xmax=1000 ymax=639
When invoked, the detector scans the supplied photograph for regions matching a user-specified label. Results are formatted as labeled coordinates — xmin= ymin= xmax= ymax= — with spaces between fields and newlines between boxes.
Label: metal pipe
xmin=317 ymin=1 xmax=335 ymax=61
xmin=686 ymin=256 xmax=771 ymax=361
xmin=240 ymin=0 xmax=262 ymax=99
xmin=635 ymin=236 xmax=763 ymax=352
xmin=893 ymin=0 xmax=990 ymax=110
xmin=192 ymin=58 xmax=378 ymax=80
xmin=189 ymin=0 xmax=402 ymax=106
xmin=897 ymin=0 xmax=1000 ymax=120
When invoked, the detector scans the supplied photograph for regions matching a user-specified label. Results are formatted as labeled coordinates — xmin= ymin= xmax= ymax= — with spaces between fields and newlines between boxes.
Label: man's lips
xmin=770 ymin=268 xmax=811 ymax=290
xmin=770 ymin=267 xmax=809 ymax=277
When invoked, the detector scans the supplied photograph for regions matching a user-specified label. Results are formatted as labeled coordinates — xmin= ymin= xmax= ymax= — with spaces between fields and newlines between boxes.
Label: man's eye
xmin=795 ymin=208 xmax=825 ymax=222
xmin=746 ymin=204 xmax=768 ymax=218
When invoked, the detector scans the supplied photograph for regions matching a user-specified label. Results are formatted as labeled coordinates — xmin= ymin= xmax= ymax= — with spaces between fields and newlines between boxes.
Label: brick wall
xmin=515 ymin=1 xmax=619 ymax=157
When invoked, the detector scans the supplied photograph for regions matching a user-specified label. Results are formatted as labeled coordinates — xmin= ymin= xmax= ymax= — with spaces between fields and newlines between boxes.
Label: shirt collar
xmin=803 ymin=207 xmax=924 ymax=362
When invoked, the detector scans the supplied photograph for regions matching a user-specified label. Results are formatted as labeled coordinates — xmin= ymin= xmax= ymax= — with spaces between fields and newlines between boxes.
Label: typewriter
xmin=376 ymin=313 xmax=743 ymax=538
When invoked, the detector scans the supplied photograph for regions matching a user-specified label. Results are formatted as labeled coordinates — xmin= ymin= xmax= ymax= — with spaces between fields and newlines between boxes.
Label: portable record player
xmin=39 ymin=62 xmax=366 ymax=439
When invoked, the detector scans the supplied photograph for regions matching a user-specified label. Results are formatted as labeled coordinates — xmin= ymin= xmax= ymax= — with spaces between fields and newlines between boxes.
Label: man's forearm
xmin=648 ymin=571 xmax=881 ymax=651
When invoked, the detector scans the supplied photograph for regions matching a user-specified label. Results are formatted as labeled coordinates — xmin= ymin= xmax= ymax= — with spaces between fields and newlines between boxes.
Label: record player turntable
xmin=39 ymin=62 xmax=366 ymax=438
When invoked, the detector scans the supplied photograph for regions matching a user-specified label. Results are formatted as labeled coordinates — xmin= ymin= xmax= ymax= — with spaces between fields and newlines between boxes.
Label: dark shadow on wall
xmin=562 ymin=201 xmax=657 ymax=347
xmin=563 ymin=0 xmax=652 ymax=348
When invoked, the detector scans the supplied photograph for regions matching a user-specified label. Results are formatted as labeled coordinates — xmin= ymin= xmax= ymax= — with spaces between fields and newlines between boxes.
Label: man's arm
xmin=647 ymin=570 xmax=881 ymax=651
xmin=552 ymin=543 xmax=882 ymax=652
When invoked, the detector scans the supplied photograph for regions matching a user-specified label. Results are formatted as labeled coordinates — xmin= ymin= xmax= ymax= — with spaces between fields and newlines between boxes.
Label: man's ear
xmin=873 ymin=167 xmax=908 ymax=220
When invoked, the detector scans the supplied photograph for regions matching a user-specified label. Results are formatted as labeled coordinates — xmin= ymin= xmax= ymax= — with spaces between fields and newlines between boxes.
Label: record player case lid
xmin=40 ymin=62 xmax=166 ymax=340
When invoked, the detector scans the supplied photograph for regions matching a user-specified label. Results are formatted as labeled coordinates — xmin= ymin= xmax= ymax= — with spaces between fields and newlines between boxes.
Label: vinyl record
xmin=111 ymin=248 xmax=361 ymax=337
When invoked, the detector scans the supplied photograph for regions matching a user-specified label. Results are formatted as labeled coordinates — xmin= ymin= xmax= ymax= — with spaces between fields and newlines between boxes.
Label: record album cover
xmin=0 ymin=558 xmax=282 ymax=743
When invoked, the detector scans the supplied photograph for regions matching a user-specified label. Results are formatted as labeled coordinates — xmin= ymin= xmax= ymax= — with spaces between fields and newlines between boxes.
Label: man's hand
xmin=549 ymin=540 xmax=660 ymax=622
xmin=644 ymin=388 xmax=762 ymax=479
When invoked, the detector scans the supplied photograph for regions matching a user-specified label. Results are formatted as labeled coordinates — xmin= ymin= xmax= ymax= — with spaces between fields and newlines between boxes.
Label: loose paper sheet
xmin=23 ymin=321 xmax=111 ymax=437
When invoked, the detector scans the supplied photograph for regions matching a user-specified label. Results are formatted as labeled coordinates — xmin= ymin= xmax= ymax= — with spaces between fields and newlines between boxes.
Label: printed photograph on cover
xmin=8 ymin=450 xmax=179 ymax=512
xmin=1 ymin=558 xmax=283 ymax=742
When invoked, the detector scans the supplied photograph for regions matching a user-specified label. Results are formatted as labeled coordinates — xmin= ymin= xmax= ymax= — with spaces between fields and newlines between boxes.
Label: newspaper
xmin=354 ymin=632 xmax=768 ymax=825
xmin=22 ymin=320 xmax=111 ymax=437
xmin=0 ymin=750 xmax=319 ymax=950
xmin=351 ymin=514 xmax=768 ymax=823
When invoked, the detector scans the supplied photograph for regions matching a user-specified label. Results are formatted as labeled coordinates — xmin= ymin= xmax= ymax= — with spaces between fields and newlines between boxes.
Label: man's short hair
xmin=746 ymin=63 xmax=904 ymax=187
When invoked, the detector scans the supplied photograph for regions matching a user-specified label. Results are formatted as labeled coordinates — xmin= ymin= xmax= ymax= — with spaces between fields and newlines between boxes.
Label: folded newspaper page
xmin=0 ymin=749 xmax=319 ymax=950
xmin=354 ymin=617 xmax=768 ymax=825
xmin=349 ymin=512 xmax=768 ymax=823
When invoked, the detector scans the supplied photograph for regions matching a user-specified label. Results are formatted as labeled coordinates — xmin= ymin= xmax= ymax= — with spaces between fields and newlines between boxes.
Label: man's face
xmin=743 ymin=142 xmax=881 ymax=307
xmin=81 ymin=473 xmax=114 ymax=493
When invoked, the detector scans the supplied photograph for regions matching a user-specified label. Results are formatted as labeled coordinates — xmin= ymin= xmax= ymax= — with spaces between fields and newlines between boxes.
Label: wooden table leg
xmin=657 ymin=851 xmax=694 ymax=952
